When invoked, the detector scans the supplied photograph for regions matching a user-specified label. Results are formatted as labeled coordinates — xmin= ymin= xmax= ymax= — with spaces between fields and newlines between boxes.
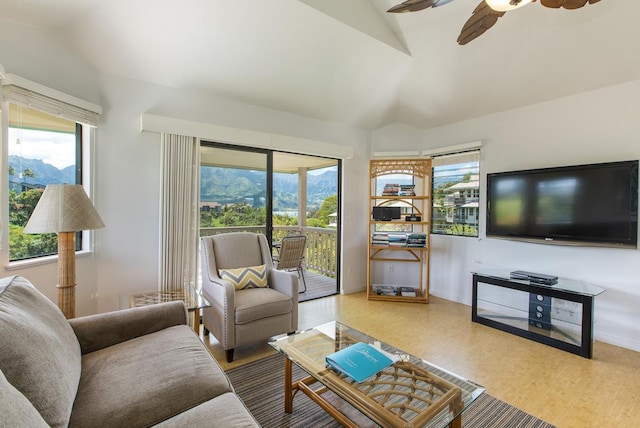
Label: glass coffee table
xmin=270 ymin=321 xmax=484 ymax=428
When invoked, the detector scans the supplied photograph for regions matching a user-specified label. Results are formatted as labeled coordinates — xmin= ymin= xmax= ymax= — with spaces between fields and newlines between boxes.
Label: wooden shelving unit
xmin=367 ymin=158 xmax=431 ymax=303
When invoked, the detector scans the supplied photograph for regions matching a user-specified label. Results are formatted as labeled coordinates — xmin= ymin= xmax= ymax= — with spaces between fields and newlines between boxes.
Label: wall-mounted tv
xmin=486 ymin=160 xmax=638 ymax=248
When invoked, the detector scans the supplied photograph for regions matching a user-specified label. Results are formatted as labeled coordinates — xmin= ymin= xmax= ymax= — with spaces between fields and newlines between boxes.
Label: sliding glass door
xmin=199 ymin=141 xmax=340 ymax=300
xmin=200 ymin=143 xmax=271 ymax=240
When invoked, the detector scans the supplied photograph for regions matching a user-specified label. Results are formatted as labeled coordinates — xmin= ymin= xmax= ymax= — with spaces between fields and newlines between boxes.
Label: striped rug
xmin=226 ymin=353 xmax=556 ymax=428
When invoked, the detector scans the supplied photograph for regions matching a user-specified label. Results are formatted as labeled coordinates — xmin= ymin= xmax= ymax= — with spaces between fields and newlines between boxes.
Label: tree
xmin=9 ymin=224 xmax=58 ymax=260
xmin=9 ymin=188 xmax=44 ymax=227
xmin=309 ymin=194 xmax=337 ymax=227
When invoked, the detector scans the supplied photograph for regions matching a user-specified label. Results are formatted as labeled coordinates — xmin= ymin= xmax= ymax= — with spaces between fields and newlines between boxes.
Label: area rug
xmin=226 ymin=353 xmax=556 ymax=428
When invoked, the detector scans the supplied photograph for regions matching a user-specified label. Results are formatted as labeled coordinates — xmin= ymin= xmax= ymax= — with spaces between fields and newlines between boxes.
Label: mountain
xmin=8 ymin=156 xmax=75 ymax=187
xmin=200 ymin=166 xmax=338 ymax=210
xmin=200 ymin=167 xmax=266 ymax=206
xmin=9 ymin=157 xmax=338 ymax=211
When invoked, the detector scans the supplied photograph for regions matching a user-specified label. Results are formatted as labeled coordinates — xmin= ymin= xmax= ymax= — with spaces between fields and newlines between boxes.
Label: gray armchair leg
xmin=225 ymin=349 xmax=234 ymax=363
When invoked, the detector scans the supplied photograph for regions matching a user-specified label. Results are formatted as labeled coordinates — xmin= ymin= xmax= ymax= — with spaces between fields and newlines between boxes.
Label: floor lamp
xmin=24 ymin=184 xmax=105 ymax=319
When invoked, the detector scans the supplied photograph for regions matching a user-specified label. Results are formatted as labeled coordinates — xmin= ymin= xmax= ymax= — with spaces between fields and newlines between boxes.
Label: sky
xmin=8 ymin=128 xmax=75 ymax=170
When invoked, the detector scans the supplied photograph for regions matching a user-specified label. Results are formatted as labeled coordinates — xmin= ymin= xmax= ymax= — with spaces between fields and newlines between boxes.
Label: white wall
xmin=1 ymin=20 xmax=371 ymax=316
xmin=0 ymin=20 xmax=102 ymax=315
xmin=94 ymin=74 xmax=371 ymax=313
xmin=372 ymin=80 xmax=640 ymax=352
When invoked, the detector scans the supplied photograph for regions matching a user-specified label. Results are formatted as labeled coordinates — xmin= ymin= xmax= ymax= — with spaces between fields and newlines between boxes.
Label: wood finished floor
xmin=201 ymin=292 xmax=640 ymax=428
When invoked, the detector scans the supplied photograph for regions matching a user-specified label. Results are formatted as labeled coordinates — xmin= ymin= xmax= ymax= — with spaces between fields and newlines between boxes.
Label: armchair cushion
xmin=0 ymin=275 xmax=81 ymax=428
xmin=219 ymin=264 xmax=268 ymax=290
xmin=235 ymin=287 xmax=293 ymax=324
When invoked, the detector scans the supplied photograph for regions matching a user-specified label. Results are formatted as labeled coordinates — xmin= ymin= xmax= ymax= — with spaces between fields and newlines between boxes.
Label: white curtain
xmin=159 ymin=133 xmax=200 ymax=291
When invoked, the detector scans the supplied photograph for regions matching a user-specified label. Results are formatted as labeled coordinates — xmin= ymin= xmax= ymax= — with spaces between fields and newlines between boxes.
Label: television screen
xmin=487 ymin=160 xmax=638 ymax=247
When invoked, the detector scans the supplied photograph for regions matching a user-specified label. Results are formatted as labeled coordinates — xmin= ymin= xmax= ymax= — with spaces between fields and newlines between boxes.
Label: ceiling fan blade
xmin=540 ymin=0 xmax=601 ymax=9
xmin=388 ymin=0 xmax=438 ymax=13
xmin=432 ymin=0 xmax=456 ymax=7
xmin=457 ymin=1 xmax=505 ymax=45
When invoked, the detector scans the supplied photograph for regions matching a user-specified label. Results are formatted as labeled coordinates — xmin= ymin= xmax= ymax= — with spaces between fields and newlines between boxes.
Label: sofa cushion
xmin=0 ymin=275 xmax=81 ymax=428
xmin=70 ymin=324 xmax=233 ymax=428
xmin=235 ymin=287 xmax=293 ymax=324
xmin=153 ymin=392 xmax=259 ymax=427
xmin=219 ymin=264 xmax=268 ymax=290
xmin=0 ymin=369 xmax=49 ymax=428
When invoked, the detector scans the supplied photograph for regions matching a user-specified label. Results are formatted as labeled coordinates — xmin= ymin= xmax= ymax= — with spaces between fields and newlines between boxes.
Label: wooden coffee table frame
xmin=284 ymin=357 xmax=464 ymax=428
xmin=272 ymin=322 xmax=483 ymax=427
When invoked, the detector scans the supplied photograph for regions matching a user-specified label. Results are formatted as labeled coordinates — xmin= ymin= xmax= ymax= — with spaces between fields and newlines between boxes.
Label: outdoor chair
xmin=273 ymin=235 xmax=307 ymax=293
xmin=200 ymin=232 xmax=298 ymax=362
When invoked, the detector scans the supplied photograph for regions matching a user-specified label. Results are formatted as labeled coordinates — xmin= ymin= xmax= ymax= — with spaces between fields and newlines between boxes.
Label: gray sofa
xmin=0 ymin=275 xmax=259 ymax=428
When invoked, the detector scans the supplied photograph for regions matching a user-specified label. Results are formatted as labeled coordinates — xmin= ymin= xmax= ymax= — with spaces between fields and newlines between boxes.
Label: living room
xmin=1 ymin=1 xmax=640 ymax=426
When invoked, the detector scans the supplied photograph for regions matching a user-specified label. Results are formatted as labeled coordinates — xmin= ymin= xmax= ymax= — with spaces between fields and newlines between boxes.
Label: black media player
xmin=510 ymin=270 xmax=558 ymax=285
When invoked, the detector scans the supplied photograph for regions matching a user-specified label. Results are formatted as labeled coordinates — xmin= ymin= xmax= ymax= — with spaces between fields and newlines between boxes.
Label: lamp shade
xmin=24 ymin=184 xmax=105 ymax=233
xmin=485 ymin=0 xmax=533 ymax=12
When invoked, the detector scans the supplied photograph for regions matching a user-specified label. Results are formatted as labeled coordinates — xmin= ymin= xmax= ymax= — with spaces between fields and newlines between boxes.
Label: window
xmin=2 ymin=74 xmax=101 ymax=263
xmin=7 ymin=105 xmax=81 ymax=261
xmin=431 ymin=150 xmax=480 ymax=237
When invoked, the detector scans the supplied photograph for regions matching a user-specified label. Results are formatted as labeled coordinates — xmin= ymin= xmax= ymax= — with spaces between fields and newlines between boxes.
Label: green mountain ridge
xmin=9 ymin=157 xmax=338 ymax=212
xmin=8 ymin=156 xmax=75 ymax=186
xmin=201 ymin=167 xmax=337 ymax=210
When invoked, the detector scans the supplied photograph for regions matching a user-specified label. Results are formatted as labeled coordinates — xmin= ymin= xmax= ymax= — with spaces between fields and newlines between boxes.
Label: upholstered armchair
xmin=200 ymin=232 xmax=298 ymax=362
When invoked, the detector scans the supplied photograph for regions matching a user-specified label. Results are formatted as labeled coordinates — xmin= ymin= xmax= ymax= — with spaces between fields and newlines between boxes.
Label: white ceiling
xmin=2 ymin=0 xmax=638 ymax=130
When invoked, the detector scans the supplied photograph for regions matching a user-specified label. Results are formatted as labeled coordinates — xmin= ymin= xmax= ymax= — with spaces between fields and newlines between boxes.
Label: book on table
xmin=325 ymin=342 xmax=398 ymax=383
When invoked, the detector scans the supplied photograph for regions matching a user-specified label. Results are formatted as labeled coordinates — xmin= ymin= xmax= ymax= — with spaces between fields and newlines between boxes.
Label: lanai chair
xmin=273 ymin=234 xmax=307 ymax=294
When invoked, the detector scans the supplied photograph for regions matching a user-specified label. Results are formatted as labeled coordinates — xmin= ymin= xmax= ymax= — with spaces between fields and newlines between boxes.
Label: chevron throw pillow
xmin=219 ymin=264 xmax=268 ymax=290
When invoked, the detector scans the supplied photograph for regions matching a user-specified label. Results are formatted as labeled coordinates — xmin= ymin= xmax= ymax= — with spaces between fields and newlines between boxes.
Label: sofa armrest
xmin=68 ymin=301 xmax=189 ymax=354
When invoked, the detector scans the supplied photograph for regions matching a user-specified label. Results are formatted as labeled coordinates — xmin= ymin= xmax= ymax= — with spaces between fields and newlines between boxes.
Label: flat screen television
xmin=486 ymin=160 xmax=638 ymax=248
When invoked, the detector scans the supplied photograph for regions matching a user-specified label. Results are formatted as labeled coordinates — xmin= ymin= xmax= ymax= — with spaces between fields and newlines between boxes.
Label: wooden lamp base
xmin=57 ymin=231 xmax=76 ymax=319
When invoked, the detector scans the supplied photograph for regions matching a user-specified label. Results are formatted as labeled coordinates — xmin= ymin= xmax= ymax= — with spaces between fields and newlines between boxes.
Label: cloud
xmin=8 ymin=128 xmax=75 ymax=170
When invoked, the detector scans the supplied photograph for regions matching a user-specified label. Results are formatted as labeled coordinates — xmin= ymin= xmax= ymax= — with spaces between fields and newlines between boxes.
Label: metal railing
xmin=199 ymin=226 xmax=337 ymax=278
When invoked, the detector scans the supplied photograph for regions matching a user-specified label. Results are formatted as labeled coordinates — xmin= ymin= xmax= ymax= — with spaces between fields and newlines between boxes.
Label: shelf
xmin=369 ymin=246 xmax=428 ymax=249
xmin=367 ymin=158 xmax=431 ymax=304
xmin=370 ymin=221 xmax=429 ymax=225
xmin=370 ymin=195 xmax=430 ymax=200
xmin=367 ymin=293 xmax=428 ymax=303
xmin=472 ymin=273 xmax=604 ymax=358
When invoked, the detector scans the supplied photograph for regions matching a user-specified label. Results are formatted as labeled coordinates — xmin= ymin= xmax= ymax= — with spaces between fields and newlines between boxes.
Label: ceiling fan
xmin=387 ymin=0 xmax=603 ymax=45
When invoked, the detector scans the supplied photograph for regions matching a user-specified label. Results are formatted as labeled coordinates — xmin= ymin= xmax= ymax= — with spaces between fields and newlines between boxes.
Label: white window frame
xmin=426 ymin=143 xmax=481 ymax=238
xmin=1 ymin=74 xmax=101 ymax=268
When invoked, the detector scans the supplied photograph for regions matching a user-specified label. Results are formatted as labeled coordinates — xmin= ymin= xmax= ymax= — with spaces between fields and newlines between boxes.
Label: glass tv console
xmin=472 ymin=270 xmax=606 ymax=358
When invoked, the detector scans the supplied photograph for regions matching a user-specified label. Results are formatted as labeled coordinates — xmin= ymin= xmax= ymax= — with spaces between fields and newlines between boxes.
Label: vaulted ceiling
xmin=2 ymin=0 xmax=638 ymax=130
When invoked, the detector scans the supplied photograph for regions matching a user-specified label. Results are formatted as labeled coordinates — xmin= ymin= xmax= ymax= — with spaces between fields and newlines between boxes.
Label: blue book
xmin=325 ymin=342 xmax=396 ymax=383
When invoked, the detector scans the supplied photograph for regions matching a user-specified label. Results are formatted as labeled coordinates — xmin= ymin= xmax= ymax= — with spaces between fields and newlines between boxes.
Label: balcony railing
xmin=199 ymin=226 xmax=337 ymax=278
xmin=443 ymin=196 xmax=479 ymax=206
